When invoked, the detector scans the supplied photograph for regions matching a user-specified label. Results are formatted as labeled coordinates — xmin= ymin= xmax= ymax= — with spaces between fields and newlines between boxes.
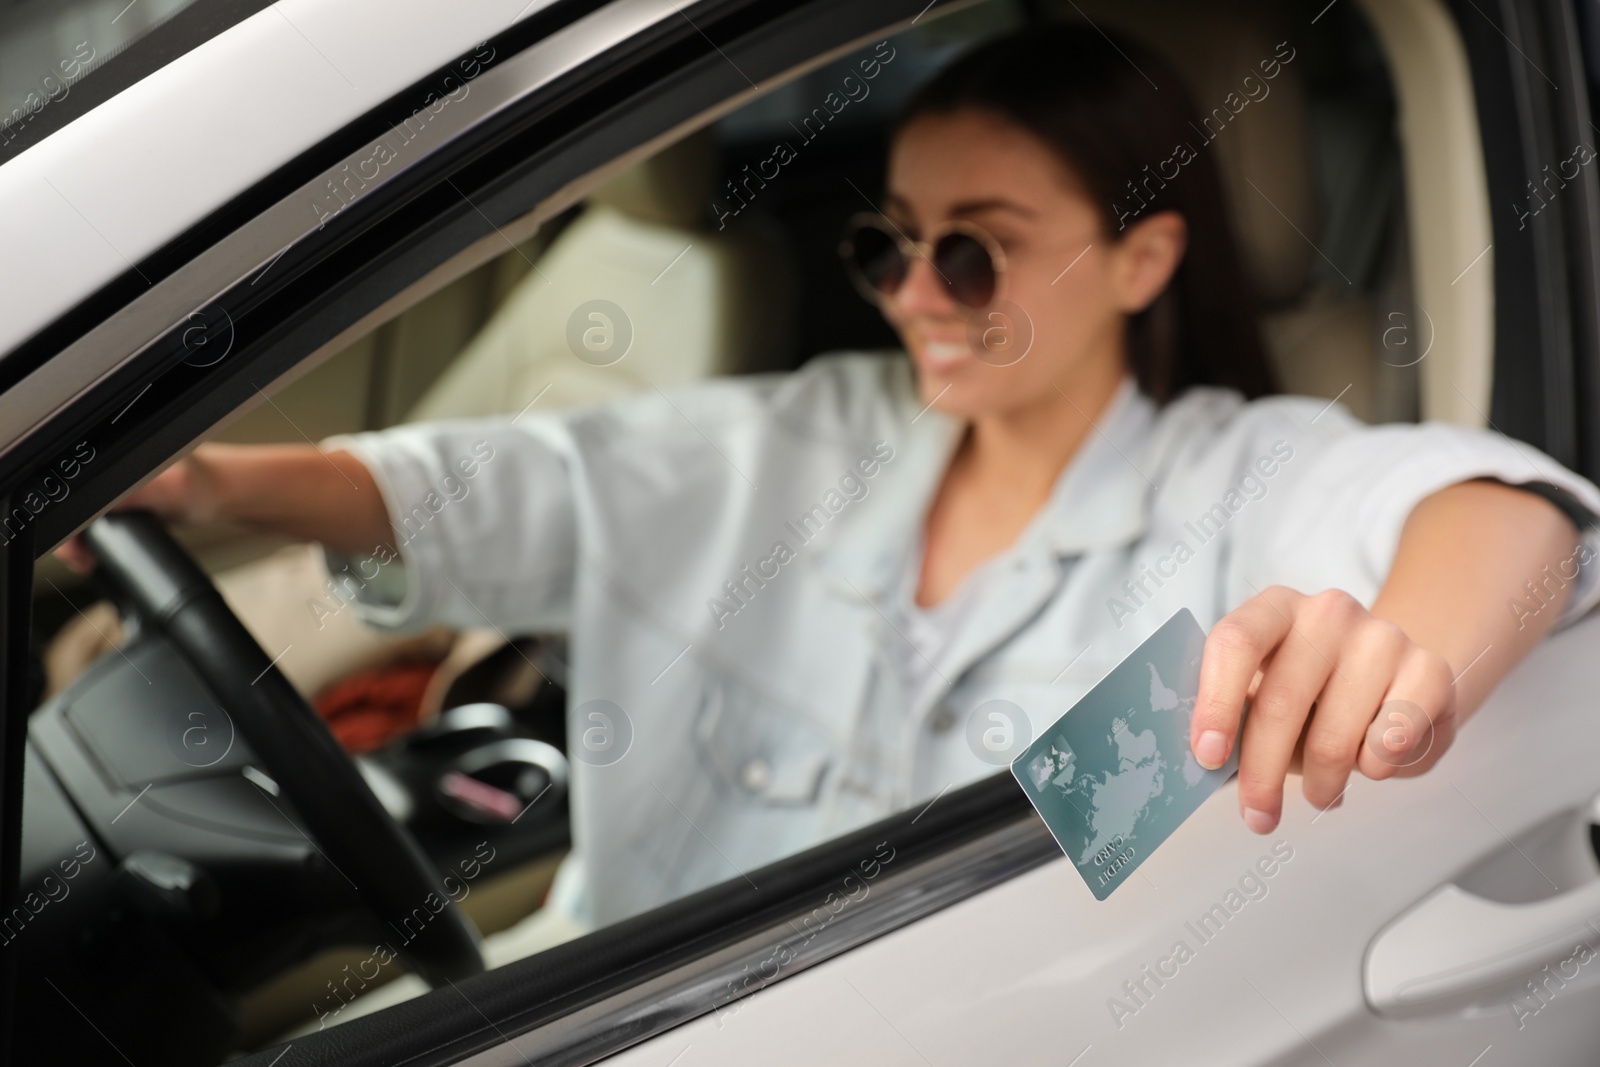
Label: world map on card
xmin=1012 ymin=609 xmax=1238 ymax=899
xmin=1023 ymin=661 xmax=1211 ymax=867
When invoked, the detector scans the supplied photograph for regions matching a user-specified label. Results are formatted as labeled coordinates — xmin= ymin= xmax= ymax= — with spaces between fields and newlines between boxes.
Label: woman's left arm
xmin=1190 ymin=478 xmax=1586 ymax=834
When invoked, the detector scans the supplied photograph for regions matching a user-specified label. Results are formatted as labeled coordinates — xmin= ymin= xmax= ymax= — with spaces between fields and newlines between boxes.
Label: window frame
xmin=1448 ymin=0 xmax=1600 ymax=478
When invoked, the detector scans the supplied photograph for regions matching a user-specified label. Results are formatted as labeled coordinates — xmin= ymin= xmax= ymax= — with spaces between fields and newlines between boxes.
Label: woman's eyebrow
xmin=881 ymin=193 xmax=1038 ymax=224
xmin=949 ymin=197 xmax=1038 ymax=220
xmin=883 ymin=192 xmax=917 ymax=226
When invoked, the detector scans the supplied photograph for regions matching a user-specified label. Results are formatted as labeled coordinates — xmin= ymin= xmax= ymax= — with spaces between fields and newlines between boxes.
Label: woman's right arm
xmin=55 ymin=442 xmax=394 ymax=572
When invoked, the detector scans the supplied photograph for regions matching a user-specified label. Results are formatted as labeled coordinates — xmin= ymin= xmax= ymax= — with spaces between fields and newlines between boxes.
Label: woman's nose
xmin=889 ymin=249 xmax=960 ymax=319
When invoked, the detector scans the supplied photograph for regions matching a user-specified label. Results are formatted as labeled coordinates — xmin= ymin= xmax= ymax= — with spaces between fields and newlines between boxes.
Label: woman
xmin=61 ymin=24 xmax=1600 ymax=930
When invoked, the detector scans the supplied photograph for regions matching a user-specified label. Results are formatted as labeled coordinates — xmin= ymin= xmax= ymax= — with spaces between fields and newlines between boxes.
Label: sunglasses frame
xmin=837 ymin=211 xmax=1010 ymax=312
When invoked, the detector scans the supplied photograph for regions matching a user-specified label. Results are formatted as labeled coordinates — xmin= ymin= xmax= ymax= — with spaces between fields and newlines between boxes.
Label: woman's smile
xmin=911 ymin=332 xmax=976 ymax=374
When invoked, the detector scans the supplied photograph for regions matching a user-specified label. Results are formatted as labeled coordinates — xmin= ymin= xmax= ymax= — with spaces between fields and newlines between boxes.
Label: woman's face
xmin=881 ymin=108 xmax=1184 ymax=418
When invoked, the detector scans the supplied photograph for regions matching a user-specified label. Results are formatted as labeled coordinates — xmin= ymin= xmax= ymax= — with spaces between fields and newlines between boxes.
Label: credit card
xmin=1011 ymin=608 xmax=1238 ymax=899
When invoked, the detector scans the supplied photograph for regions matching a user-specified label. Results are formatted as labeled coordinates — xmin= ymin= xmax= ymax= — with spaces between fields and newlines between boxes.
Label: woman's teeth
xmin=922 ymin=341 xmax=971 ymax=367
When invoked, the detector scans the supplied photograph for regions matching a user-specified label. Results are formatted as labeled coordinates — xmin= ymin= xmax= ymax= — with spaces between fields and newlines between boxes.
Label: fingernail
xmin=1243 ymin=807 xmax=1277 ymax=834
xmin=1195 ymin=730 xmax=1228 ymax=769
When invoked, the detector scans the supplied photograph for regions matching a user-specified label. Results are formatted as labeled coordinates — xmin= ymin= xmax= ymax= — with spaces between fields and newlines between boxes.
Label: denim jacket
xmin=323 ymin=352 xmax=1600 ymax=928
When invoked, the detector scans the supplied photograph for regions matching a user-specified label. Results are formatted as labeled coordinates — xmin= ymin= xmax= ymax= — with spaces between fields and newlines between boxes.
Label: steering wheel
xmin=83 ymin=510 xmax=484 ymax=985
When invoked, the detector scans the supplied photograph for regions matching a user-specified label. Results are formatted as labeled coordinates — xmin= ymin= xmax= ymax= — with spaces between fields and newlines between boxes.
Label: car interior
xmin=14 ymin=0 xmax=1500 ymax=1060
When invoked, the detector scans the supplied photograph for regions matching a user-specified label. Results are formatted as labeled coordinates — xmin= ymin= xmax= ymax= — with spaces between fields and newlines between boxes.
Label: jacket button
xmin=740 ymin=758 xmax=772 ymax=792
xmin=930 ymin=707 xmax=957 ymax=733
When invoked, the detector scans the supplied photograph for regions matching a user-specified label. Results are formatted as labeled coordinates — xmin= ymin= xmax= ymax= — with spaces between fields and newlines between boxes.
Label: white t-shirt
xmin=893 ymin=529 xmax=1034 ymax=731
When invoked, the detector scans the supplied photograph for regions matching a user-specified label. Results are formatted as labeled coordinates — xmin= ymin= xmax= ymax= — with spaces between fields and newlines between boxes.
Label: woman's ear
xmin=1110 ymin=210 xmax=1188 ymax=313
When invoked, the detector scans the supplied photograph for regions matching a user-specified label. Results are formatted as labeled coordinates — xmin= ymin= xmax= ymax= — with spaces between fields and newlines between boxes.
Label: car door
xmin=6 ymin=0 xmax=1600 ymax=1065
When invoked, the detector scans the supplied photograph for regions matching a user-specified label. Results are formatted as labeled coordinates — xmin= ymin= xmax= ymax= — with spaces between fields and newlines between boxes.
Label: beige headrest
xmin=1068 ymin=0 xmax=1318 ymax=306
xmin=587 ymin=126 xmax=718 ymax=230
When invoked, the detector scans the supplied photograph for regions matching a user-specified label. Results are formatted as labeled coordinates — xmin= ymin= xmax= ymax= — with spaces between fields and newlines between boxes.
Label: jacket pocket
xmin=694 ymin=671 xmax=836 ymax=806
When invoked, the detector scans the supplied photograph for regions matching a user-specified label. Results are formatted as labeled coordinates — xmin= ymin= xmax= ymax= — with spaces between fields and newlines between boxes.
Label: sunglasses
xmin=837 ymin=211 xmax=1008 ymax=311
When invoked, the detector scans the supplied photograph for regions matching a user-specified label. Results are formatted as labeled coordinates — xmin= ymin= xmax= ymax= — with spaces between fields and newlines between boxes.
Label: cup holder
xmin=435 ymin=738 xmax=569 ymax=825
xmin=408 ymin=702 xmax=515 ymax=752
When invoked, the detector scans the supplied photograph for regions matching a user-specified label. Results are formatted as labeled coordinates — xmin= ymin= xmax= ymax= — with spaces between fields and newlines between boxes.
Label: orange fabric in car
xmin=313 ymin=658 xmax=442 ymax=754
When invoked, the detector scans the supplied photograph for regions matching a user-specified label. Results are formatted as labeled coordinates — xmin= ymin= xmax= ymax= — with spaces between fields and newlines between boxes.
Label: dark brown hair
xmin=890 ymin=22 xmax=1278 ymax=405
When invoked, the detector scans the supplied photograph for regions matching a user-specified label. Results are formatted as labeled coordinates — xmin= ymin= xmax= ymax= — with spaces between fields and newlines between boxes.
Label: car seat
xmin=1070 ymin=0 xmax=1410 ymax=423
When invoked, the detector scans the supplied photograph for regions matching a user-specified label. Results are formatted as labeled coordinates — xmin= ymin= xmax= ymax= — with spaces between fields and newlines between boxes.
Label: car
xmin=3 ymin=0 xmax=1600 ymax=1063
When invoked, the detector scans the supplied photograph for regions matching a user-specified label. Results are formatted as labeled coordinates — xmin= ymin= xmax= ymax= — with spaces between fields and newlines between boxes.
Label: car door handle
xmin=1365 ymin=877 xmax=1600 ymax=1016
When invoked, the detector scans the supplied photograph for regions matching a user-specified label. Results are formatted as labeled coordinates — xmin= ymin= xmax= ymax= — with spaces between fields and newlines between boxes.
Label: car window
xmin=11 ymin=0 xmax=1428 ymax=1062
xmin=0 ymin=0 xmax=231 ymax=163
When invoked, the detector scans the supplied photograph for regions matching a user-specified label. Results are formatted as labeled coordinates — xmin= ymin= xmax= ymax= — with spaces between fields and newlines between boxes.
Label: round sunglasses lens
xmin=934 ymin=232 xmax=997 ymax=308
xmin=850 ymin=225 xmax=906 ymax=295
